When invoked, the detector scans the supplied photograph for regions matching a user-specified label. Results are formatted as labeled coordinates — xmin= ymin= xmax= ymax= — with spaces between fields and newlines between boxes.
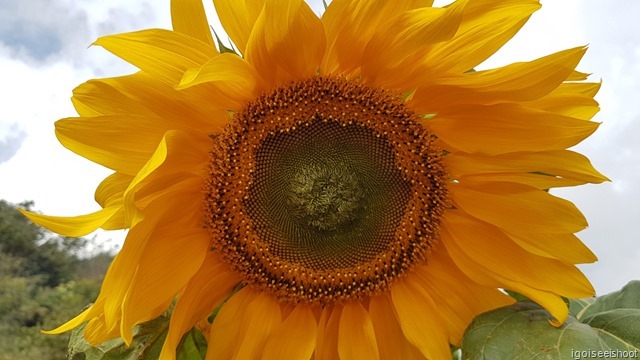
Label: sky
xmin=0 ymin=0 xmax=638 ymax=295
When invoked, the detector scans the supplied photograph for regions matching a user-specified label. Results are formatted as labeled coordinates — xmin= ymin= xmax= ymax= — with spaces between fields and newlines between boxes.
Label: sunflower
xmin=23 ymin=0 xmax=608 ymax=359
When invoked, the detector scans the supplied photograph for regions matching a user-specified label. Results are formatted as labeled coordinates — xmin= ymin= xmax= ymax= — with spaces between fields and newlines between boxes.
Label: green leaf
xmin=575 ymin=280 xmax=640 ymax=320
xmin=68 ymin=314 xmax=207 ymax=360
xmin=462 ymin=281 xmax=640 ymax=360
xmin=176 ymin=327 xmax=207 ymax=360
xmin=582 ymin=309 xmax=640 ymax=347
xmin=68 ymin=316 xmax=169 ymax=360
xmin=569 ymin=297 xmax=595 ymax=317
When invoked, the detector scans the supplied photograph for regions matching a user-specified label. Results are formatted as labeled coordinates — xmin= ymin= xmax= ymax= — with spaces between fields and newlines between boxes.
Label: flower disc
xmin=204 ymin=76 xmax=449 ymax=304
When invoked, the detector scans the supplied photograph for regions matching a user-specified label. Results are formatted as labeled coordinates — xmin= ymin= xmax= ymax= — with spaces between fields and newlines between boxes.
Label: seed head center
xmin=287 ymin=160 xmax=365 ymax=232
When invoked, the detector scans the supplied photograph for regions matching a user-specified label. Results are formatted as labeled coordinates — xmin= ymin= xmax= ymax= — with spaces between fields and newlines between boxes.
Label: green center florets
xmin=287 ymin=160 xmax=365 ymax=231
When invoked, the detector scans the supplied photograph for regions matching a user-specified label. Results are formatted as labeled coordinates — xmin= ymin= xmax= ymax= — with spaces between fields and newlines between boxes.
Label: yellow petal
xmin=94 ymin=172 xmax=130 ymax=230
xmin=94 ymin=29 xmax=218 ymax=84
xmin=71 ymin=76 xmax=154 ymax=117
xmin=411 ymin=47 xmax=588 ymax=112
xmin=120 ymin=223 xmax=209 ymax=344
xmin=55 ymin=115 xmax=169 ymax=176
xmin=121 ymin=130 xmax=209 ymax=222
xmin=100 ymin=190 xmax=195 ymax=332
xmin=207 ymin=288 xmax=281 ymax=359
xmin=442 ymin=210 xmax=595 ymax=299
xmin=321 ymin=0 xmax=433 ymax=74
xmin=450 ymin=181 xmax=588 ymax=234
xmin=506 ymin=232 xmax=597 ymax=264
xmin=411 ymin=248 xmax=513 ymax=344
xmin=213 ymin=0 xmax=265 ymax=54
xmin=19 ymin=206 xmax=120 ymax=237
xmin=234 ymin=293 xmax=282 ymax=359
xmin=460 ymin=173 xmax=589 ymax=189
xmin=159 ymin=254 xmax=240 ymax=360
xmin=369 ymin=294 xmax=423 ymax=360
xmin=41 ymin=297 xmax=106 ymax=335
xmin=71 ymin=73 xmax=227 ymax=131
xmin=261 ymin=304 xmax=317 ymax=360
xmin=426 ymin=0 xmax=541 ymax=73
xmin=427 ymin=103 xmax=599 ymax=155
xmin=84 ymin=313 xmax=121 ymax=345
xmin=95 ymin=172 xmax=132 ymax=207
xmin=525 ymin=82 xmax=601 ymax=120
xmin=446 ymin=150 xmax=610 ymax=185
xmin=361 ymin=1 xmax=467 ymax=88
xmin=316 ymin=305 xmax=341 ymax=360
xmin=177 ymin=53 xmax=262 ymax=108
xmin=245 ymin=0 xmax=325 ymax=86
xmin=440 ymin=223 xmax=576 ymax=324
xmin=390 ymin=281 xmax=451 ymax=360
xmin=171 ymin=0 xmax=215 ymax=46
xmin=338 ymin=301 xmax=379 ymax=360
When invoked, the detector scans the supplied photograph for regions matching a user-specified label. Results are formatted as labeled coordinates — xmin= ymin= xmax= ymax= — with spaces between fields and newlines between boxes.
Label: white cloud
xmin=0 ymin=0 xmax=91 ymax=63
xmin=0 ymin=123 xmax=27 ymax=163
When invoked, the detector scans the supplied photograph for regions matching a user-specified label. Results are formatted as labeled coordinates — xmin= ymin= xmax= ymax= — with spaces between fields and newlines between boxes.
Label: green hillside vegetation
xmin=0 ymin=200 xmax=113 ymax=360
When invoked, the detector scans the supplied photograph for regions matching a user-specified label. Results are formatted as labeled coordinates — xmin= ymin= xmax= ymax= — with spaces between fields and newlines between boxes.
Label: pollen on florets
xmin=203 ymin=76 xmax=449 ymax=305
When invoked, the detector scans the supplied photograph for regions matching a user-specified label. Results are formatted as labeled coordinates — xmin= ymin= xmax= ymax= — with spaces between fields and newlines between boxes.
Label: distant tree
xmin=0 ymin=199 xmax=113 ymax=360
xmin=0 ymin=200 xmax=86 ymax=286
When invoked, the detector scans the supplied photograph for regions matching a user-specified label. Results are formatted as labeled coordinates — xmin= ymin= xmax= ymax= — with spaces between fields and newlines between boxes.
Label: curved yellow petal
xmin=316 ymin=305 xmax=341 ymax=360
xmin=411 ymin=47 xmax=588 ymax=112
xmin=120 ymin=224 xmax=209 ymax=344
xmin=427 ymin=103 xmax=599 ymax=155
xmin=71 ymin=76 xmax=154 ymax=117
xmin=99 ymin=190 xmax=196 ymax=332
xmin=450 ymin=181 xmax=588 ymax=234
xmin=442 ymin=47 xmax=587 ymax=100
xmin=41 ymin=297 xmax=106 ymax=335
xmin=171 ymin=0 xmax=215 ymax=46
xmin=506 ymin=232 xmax=597 ymax=264
xmin=235 ymin=293 xmax=282 ymax=359
xmin=94 ymin=29 xmax=218 ymax=84
xmin=84 ymin=313 xmax=121 ymax=345
xmin=426 ymin=0 xmax=541 ymax=73
xmin=525 ymin=82 xmax=601 ymax=120
xmin=361 ymin=1 xmax=467 ymax=88
xmin=442 ymin=210 xmax=595 ymax=299
xmin=159 ymin=254 xmax=240 ymax=360
xmin=320 ymin=0 xmax=433 ymax=74
xmin=207 ymin=288 xmax=281 ymax=359
xmin=177 ymin=53 xmax=262 ymax=108
xmin=460 ymin=173 xmax=587 ymax=189
xmin=245 ymin=0 xmax=325 ymax=86
xmin=95 ymin=172 xmax=132 ymax=207
xmin=446 ymin=150 xmax=610 ymax=185
xmin=213 ymin=0 xmax=265 ymax=54
xmin=55 ymin=115 xmax=170 ymax=176
xmin=120 ymin=130 xmax=209 ymax=223
xmin=440 ymin=224 xmax=576 ymax=324
xmin=390 ymin=280 xmax=451 ymax=360
xmin=206 ymin=288 xmax=251 ymax=359
xmin=71 ymin=73 xmax=227 ymax=132
xmin=94 ymin=173 xmax=130 ymax=230
xmin=411 ymin=248 xmax=513 ymax=344
xmin=369 ymin=294 xmax=424 ymax=360
xmin=19 ymin=206 xmax=120 ymax=237
xmin=261 ymin=304 xmax=317 ymax=360
xmin=338 ymin=301 xmax=379 ymax=360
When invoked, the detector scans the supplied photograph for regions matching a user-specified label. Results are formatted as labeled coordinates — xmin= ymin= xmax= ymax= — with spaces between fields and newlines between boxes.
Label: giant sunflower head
xmin=24 ymin=0 xmax=608 ymax=359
